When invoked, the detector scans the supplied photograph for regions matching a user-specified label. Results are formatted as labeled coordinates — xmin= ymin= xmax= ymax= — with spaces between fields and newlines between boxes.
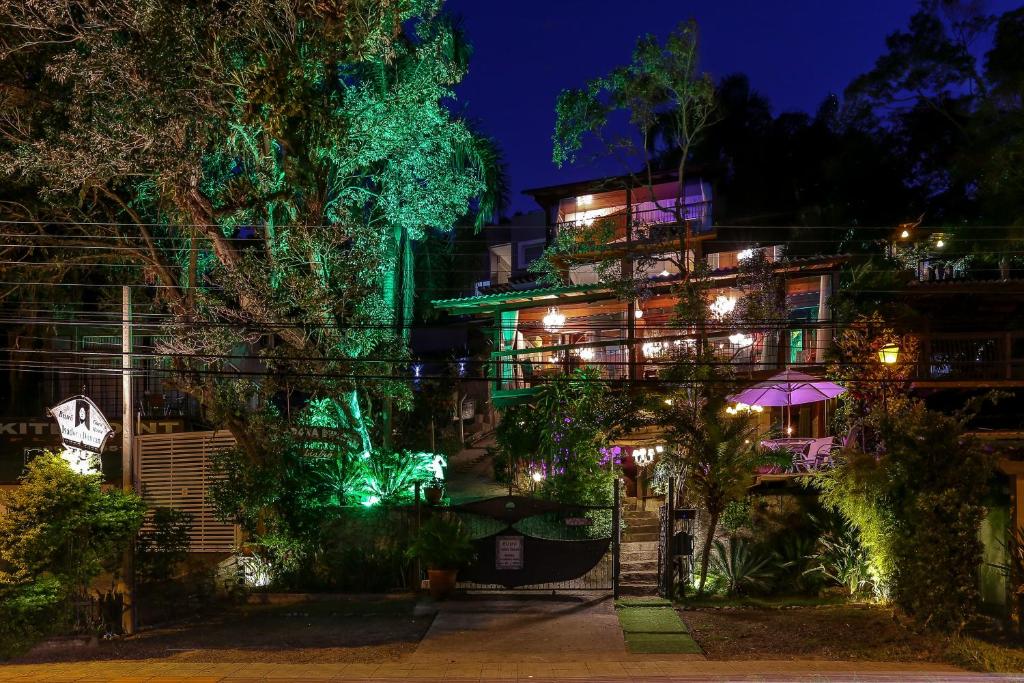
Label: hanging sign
xmin=47 ymin=395 xmax=114 ymax=474
xmin=495 ymin=535 xmax=524 ymax=571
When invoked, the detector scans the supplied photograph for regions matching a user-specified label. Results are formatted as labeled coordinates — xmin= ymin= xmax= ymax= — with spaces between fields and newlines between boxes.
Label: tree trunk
xmin=696 ymin=509 xmax=720 ymax=594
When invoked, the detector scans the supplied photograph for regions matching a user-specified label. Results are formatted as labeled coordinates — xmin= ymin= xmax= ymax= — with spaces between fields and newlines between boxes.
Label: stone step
xmin=623 ymin=523 xmax=659 ymax=534
xmin=621 ymin=570 xmax=659 ymax=584
xmin=622 ymin=511 xmax=659 ymax=520
xmin=620 ymin=559 xmax=657 ymax=572
xmin=621 ymin=540 xmax=658 ymax=552
xmin=617 ymin=582 xmax=660 ymax=597
xmin=621 ymin=553 xmax=656 ymax=565
xmin=622 ymin=532 xmax=659 ymax=543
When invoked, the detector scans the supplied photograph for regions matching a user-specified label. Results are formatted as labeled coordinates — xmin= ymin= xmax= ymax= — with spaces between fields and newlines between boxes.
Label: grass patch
xmin=617 ymin=608 xmax=688 ymax=634
xmin=625 ymin=632 xmax=703 ymax=655
xmin=615 ymin=597 xmax=673 ymax=608
xmin=946 ymin=635 xmax=1024 ymax=673
xmin=617 ymin=605 xmax=702 ymax=655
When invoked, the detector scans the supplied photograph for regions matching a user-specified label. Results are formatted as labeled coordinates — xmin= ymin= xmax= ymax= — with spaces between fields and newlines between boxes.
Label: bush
xmin=815 ymin=401 xmax=996 ymax=631
xmin=0 ymin=577 xmax=67 ymax=659
xmin=709 ymin=537 xmax=776 ymax=595
xmin=136 ymin=507 xmax=193 ymax=584
xmin=406 ymin=514 xmax=476 ymax=571
xmin=318 ymin=508 xmax=414 ymax=591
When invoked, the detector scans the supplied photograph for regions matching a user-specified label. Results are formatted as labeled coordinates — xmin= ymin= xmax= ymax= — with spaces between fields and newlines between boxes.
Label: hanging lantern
xmin=543 ymin=307 xmax=565 ymax=333
xmin=878 ymin=343 xmax=900 ymax=365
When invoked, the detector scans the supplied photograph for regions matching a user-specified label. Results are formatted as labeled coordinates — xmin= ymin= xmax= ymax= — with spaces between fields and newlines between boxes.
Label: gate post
xmin=663 ymin=476 xmax=675 ymax=599
xmin=612 ymin=478 xmax=621 ymax=599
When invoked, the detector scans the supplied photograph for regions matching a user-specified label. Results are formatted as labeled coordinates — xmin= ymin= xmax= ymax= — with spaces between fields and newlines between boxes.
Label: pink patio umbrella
xmin=727 ymin=369 xmax=846 ymax=430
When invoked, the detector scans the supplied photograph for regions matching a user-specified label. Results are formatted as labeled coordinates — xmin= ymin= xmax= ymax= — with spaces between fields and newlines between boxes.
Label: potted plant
xmin=406 ymin=515 xmax=476 ymax=600
xmin=423 ymin=476 xmax=445 ymax=505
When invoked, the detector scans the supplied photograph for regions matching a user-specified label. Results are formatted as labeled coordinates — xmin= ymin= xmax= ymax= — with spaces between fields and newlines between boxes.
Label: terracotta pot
xmin=427 ymin=569 xmax=458 ymax=600
xmin=424 ymin=487 xmax=443 ymax=505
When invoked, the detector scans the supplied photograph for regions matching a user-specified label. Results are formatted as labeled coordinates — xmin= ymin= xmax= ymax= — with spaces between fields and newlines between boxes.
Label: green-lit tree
xmin=0 ymin=1 xmax=503 ymax=466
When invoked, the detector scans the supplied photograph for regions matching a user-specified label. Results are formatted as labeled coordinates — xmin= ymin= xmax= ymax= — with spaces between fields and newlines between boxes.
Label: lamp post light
xmin=878 ymin=343 xmax=900 ymax=365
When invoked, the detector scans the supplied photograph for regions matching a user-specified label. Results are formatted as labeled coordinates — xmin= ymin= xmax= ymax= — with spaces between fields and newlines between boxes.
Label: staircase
xmin=618 ymin=501 xmax=660 ymax=597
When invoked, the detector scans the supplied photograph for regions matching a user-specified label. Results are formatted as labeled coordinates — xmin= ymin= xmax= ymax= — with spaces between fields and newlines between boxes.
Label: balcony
xmin=553 ymin=201 xmax=713 ymax=255
xmin=916 ymin=333 xmax=1024 ymax=386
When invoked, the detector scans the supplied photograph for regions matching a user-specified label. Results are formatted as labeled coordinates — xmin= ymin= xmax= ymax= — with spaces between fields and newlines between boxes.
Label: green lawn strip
xmin=617 ymin=607 xmax=688 ymax=633
xmin=615 ymin=597 xmax=673 ymax=608
xmin=616 ymin=605 xmax=703 ymax=655
xmin=625 ymin=632 xmax=704 ymax=655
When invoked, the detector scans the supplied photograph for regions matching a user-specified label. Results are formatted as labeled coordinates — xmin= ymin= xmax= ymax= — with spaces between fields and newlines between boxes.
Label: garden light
xmin=900 ymin=229 xmax=910 ymax=239
xmin=878 ymin=343 xmax=900 ymax=365
xmin=532 ymin=471 xmax=543 ymax=483
xmin=936 ymin=239 xmax=945 ymax=248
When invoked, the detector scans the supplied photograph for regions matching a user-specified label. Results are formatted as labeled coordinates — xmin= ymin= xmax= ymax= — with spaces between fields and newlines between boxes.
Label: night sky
xmin=445 ymin=0 xmax=1019 ymax=214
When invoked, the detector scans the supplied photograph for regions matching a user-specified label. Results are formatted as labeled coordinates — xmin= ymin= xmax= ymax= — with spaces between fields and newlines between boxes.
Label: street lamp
xmin=878 ymin=343 xmax=900 ymax=365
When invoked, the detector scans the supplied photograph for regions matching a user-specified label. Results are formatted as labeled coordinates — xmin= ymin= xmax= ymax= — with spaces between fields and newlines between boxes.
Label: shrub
xmin=136 ymin=507 xmax=193 ymax=584
xmin=406 ymin=515 xmax=476 ymax=571
xmin=708 ymin=537 xmax=776 ymax=595
xmin=318 ymin=508 xmax=414 ymax=591
xmin=0 ymin=453 xmax=146 ymax=589
xmin=0 ymin=577 xmax=67 ymax=659
xmin=805 ymin=529 xmax=875 ymax=597
xmin=814 ymin=400 xmax=996 ymax=631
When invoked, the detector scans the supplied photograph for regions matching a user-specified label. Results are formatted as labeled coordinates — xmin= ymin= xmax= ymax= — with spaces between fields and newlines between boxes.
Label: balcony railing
xmin=555 ymin=201 xmax=713 ymax=244
xmin=920 ymin=333 xmax=1024 ymax=382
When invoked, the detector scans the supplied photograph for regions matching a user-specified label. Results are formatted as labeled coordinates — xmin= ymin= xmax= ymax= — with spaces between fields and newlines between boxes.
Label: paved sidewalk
xmin=0 ymin=594 xmax=1002 ymax=680
xmin=0 ymin=658 xmax=993 ymax=680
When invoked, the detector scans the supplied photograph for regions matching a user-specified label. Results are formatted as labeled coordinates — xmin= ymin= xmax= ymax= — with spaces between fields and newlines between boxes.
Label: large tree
xmin=0 ymin=1 xmax=502 ymax=463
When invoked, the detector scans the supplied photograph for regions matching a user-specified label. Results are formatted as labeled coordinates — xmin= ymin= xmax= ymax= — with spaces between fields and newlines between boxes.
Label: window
xmin=518 ymin=239 xmax=546 ymax=270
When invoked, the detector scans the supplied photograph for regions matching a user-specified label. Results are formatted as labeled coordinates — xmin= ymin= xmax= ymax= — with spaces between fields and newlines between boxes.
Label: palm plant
xmin=315 ymin=457 xmax=364 ymax=507
xmin=361 ymin=451 xmax=429 ymax=505
xmin=709 ymin=537 xmax=775 ymax=595
xmin=805 ymin=532 xmax=875 ymax=596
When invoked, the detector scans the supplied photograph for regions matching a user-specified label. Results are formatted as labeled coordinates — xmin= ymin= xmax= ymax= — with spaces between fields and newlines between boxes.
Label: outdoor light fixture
xmin=543 ymin=306 xmax=565 ymax=333
xmin=726 ymin=402 xmax=763 ymax=415
xmin=659 ymin=269 xmax=671 ymax=277
xmin=577 ymin=346 xmax=596 ymax=361
xmin=900 ymin=230 xmax=910 ymax=239
xmin=664 ymin=398 xmax=673 ymax=405
xmin=634 ymin=308 xmax=644 ymax=319
xmin=709 ymin=295 xmax=738 ymax=319
xmin=577 ymin=194 xmax=593 ymax=206
xmin=936 ymin=239 xmax=945 ymax=248
xmin=786 ymin=425 xmax=794 ymax=436
xmin=737 ymin=248 xmax=754 ymax=261
xmin=532 ymin=471 xmax=543 ymax=483
xmin=633 ymin=447 xmax=661 ymax=467
xmin=878 ymin=343 xmax=900 ymax=364
xmin=728 ymin=332 xmax=754 ymax=348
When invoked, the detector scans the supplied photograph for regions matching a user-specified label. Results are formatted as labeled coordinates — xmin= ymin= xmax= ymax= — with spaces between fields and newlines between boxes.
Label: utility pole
xmin=121 ymin=285 xmax=136 ymax=635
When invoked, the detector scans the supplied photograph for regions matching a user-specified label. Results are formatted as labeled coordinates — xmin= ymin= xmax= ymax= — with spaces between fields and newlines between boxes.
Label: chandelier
xmin=543 ymin=307 xmax=565 ymax=333
xmin=632 ymin=445 xmax=664 ymax=467
xmin=709 ymin=295 xmax=737 ymax=319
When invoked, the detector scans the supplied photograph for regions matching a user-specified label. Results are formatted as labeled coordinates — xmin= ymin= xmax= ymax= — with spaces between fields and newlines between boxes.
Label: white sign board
xmin=495 ymin=535 xmax=524 ymax=571
xmin=48 ymin=396 xmax=114 ymax=474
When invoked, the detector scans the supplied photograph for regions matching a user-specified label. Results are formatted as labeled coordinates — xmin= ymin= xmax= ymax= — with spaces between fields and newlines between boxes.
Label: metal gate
xmin=445 ymin=487 xmax=621 ymax=594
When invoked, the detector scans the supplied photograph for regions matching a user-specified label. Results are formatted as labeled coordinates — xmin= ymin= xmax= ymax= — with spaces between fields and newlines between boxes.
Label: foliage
xmin=317 ymin=508 xmax=414 ymax=592
xmin=708 ymin=537 xmax=775 ymax=596
xmin=720 ymin=498 xmax=753 ymax=534
xmin=136 ymin=507 xmax=193 ymax=584
xmin=805 ymin=527 xmax=875 ymax=597
xmin=827 ymin=311 xmax=920 ymax=439
xmin=406 ymin=514 xmax=475 ymax=570
xmin=0 ymin=0 xmax=505 ymax=474
xmin=0 ymin=453 xmax=145 ymax=590
xmin=495 ymin=368 xmax=634 ymax=505
xmin=770 ymin=534 xmax=820 ymax=595
xmin=0 ymin=577 xmax=67 ymax=660
xmin=361 ymin=450 xmax=438 ymax=505
xmin=814 ymin=400 xmax=997 ymax=632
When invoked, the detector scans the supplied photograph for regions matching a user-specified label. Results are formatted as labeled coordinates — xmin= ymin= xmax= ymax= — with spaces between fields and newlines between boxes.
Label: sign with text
xmin=48 ymin=396 xmax=114 ymax=454
xmin=495 ymin=535 xmax=524 ymax=571
xmin=48 ymin=395 xmax=114 ymax=475
xmin=563 ymin=517 xmax=594 ymax=527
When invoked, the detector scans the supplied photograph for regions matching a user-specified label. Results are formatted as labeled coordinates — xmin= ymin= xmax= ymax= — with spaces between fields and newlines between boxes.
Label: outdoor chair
xmin=805 ymin=437 xmax=836 ymax=470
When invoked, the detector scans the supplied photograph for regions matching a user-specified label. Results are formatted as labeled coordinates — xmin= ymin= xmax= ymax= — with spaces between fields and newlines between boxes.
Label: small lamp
xmin=878 ymin=343 xmax=900 ymax=365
